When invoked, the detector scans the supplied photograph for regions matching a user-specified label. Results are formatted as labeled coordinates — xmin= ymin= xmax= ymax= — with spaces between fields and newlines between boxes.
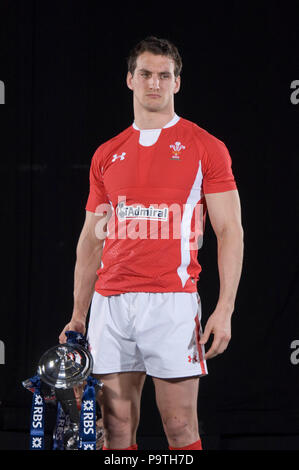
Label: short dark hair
xmin=127 ymin=36 xmax=182 ymax=78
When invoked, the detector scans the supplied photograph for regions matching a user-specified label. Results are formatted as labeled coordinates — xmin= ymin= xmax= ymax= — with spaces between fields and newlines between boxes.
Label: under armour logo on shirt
xmin=112 ymin=152 xmax=126 ymax=162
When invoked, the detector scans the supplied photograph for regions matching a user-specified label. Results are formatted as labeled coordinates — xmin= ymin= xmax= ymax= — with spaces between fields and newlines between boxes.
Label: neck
xmin=133 ymin=100 xmax=176 ymax=130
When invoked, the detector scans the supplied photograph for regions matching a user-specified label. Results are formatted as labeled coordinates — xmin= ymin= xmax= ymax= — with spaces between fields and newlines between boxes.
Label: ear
xmin=173 ymin=75 xmax=181 ymax=94
xmin=126 ymin=71 xmax=134 ymax=91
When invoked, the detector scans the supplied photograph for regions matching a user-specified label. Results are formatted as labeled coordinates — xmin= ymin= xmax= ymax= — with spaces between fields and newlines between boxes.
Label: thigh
xmin=153 ymin=375 xmax=200 ymax=417
xmin=94 ymin=371 xmax=146 ymax=423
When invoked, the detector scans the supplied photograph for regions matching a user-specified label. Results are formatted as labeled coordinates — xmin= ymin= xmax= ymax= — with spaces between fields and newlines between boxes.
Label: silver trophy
xmin=37 ymin=342 xmax=93 ymax=389
xmin=23 ymin=333 xmax=104 ymax=450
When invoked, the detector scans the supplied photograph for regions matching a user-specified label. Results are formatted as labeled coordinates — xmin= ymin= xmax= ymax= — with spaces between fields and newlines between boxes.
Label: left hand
xmin=200 ymin=309 xmax=232 ymax=360
xmin=59 ymin=318 xmax=86 ymax=344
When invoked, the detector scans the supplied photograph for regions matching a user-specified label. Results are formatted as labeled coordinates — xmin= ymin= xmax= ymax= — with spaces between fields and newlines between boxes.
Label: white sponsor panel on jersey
xmin=116 ymin=202 xmax=169 ymax=221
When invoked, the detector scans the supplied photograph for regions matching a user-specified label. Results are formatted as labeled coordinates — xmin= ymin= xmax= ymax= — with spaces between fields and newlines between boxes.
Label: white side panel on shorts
xmin=177 ymin=161 xmax=203 ymax=287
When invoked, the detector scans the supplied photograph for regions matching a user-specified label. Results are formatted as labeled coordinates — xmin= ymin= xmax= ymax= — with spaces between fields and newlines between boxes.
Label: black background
xmin=0 ymin=0 xmax=299 ymax=450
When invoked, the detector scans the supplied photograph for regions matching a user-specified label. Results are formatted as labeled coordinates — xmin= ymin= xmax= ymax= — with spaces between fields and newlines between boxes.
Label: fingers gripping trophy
xmin=22 ymin=331 xmax=104 ymax=450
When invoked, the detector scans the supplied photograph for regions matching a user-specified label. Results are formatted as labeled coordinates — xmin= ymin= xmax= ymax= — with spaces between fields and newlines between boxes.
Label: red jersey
xmin=85 ymin=115 xmax=237 ymax=296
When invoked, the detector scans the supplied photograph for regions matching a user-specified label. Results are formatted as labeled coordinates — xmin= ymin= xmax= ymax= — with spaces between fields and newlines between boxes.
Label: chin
xmin=145 ymin=106 xmax=162 ymax=113
xmin=143 ymin=103 xmax=166 ymax=113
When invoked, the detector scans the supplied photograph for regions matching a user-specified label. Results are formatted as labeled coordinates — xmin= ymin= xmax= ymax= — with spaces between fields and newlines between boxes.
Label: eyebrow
xmin=138 ymin=68 xmax=171 ymax=75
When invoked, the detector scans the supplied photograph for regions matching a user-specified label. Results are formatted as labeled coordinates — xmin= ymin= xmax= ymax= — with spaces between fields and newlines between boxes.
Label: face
xmin=127 ymin=52 xmax=181 ymax=113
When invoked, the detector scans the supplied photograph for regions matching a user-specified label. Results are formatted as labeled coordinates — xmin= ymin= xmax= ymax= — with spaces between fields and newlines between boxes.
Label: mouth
xmin=146 ymin=94 xmax=161 ymax=98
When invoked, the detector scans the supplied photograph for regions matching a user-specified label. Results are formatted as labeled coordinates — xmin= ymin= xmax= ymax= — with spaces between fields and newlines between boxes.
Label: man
xmin=59 ymin=36 xmax=244 ymax=451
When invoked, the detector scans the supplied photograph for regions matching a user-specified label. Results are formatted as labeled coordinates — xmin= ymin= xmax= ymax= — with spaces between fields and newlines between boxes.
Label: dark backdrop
xmin=1 ymin=0 xmax=299 ymax=450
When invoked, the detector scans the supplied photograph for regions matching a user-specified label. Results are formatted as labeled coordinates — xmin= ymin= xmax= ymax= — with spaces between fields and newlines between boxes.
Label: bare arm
xmin=59 ymin=210 xmax=107 ymax=343
xmin=200 ymin=189 xmax=244 ymax=359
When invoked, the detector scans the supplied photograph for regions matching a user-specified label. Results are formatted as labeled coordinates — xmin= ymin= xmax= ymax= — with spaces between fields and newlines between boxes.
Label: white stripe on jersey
xmin=177 ymin=161 xmax=203 ymax=287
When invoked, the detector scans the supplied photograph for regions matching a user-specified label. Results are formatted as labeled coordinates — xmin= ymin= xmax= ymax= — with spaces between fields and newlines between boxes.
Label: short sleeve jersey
xmin=85 ymin=116 xmax=237 ymax=296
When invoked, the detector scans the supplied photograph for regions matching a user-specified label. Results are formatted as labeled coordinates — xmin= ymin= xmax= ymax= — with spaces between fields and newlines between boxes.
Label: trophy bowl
xmin=37 ymin=343 xmax=93 ymax=390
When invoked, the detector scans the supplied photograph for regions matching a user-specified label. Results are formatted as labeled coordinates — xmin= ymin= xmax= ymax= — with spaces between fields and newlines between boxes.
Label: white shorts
xmin=87 ymin=291 xmax=208 ymax=379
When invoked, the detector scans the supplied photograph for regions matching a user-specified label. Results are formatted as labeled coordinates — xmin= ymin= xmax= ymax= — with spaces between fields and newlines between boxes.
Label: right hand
xmin=59 ymin=318 xmax=86 ymax=344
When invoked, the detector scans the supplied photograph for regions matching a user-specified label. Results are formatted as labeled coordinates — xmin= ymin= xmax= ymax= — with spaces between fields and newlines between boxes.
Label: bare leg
xmin=153 ymin=376 xmax=200 ymax=448
xmin=94 ymin=371 xmax=146 ymax=449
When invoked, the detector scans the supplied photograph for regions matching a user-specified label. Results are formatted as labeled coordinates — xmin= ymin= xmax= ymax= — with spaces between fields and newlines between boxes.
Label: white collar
xmin=133 ymin=113 xmax=180 ymax=131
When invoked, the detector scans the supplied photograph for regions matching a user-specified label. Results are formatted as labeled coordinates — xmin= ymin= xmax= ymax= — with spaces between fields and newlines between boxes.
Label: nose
xmin=149 ymin=74 xmax=160 ymax=90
